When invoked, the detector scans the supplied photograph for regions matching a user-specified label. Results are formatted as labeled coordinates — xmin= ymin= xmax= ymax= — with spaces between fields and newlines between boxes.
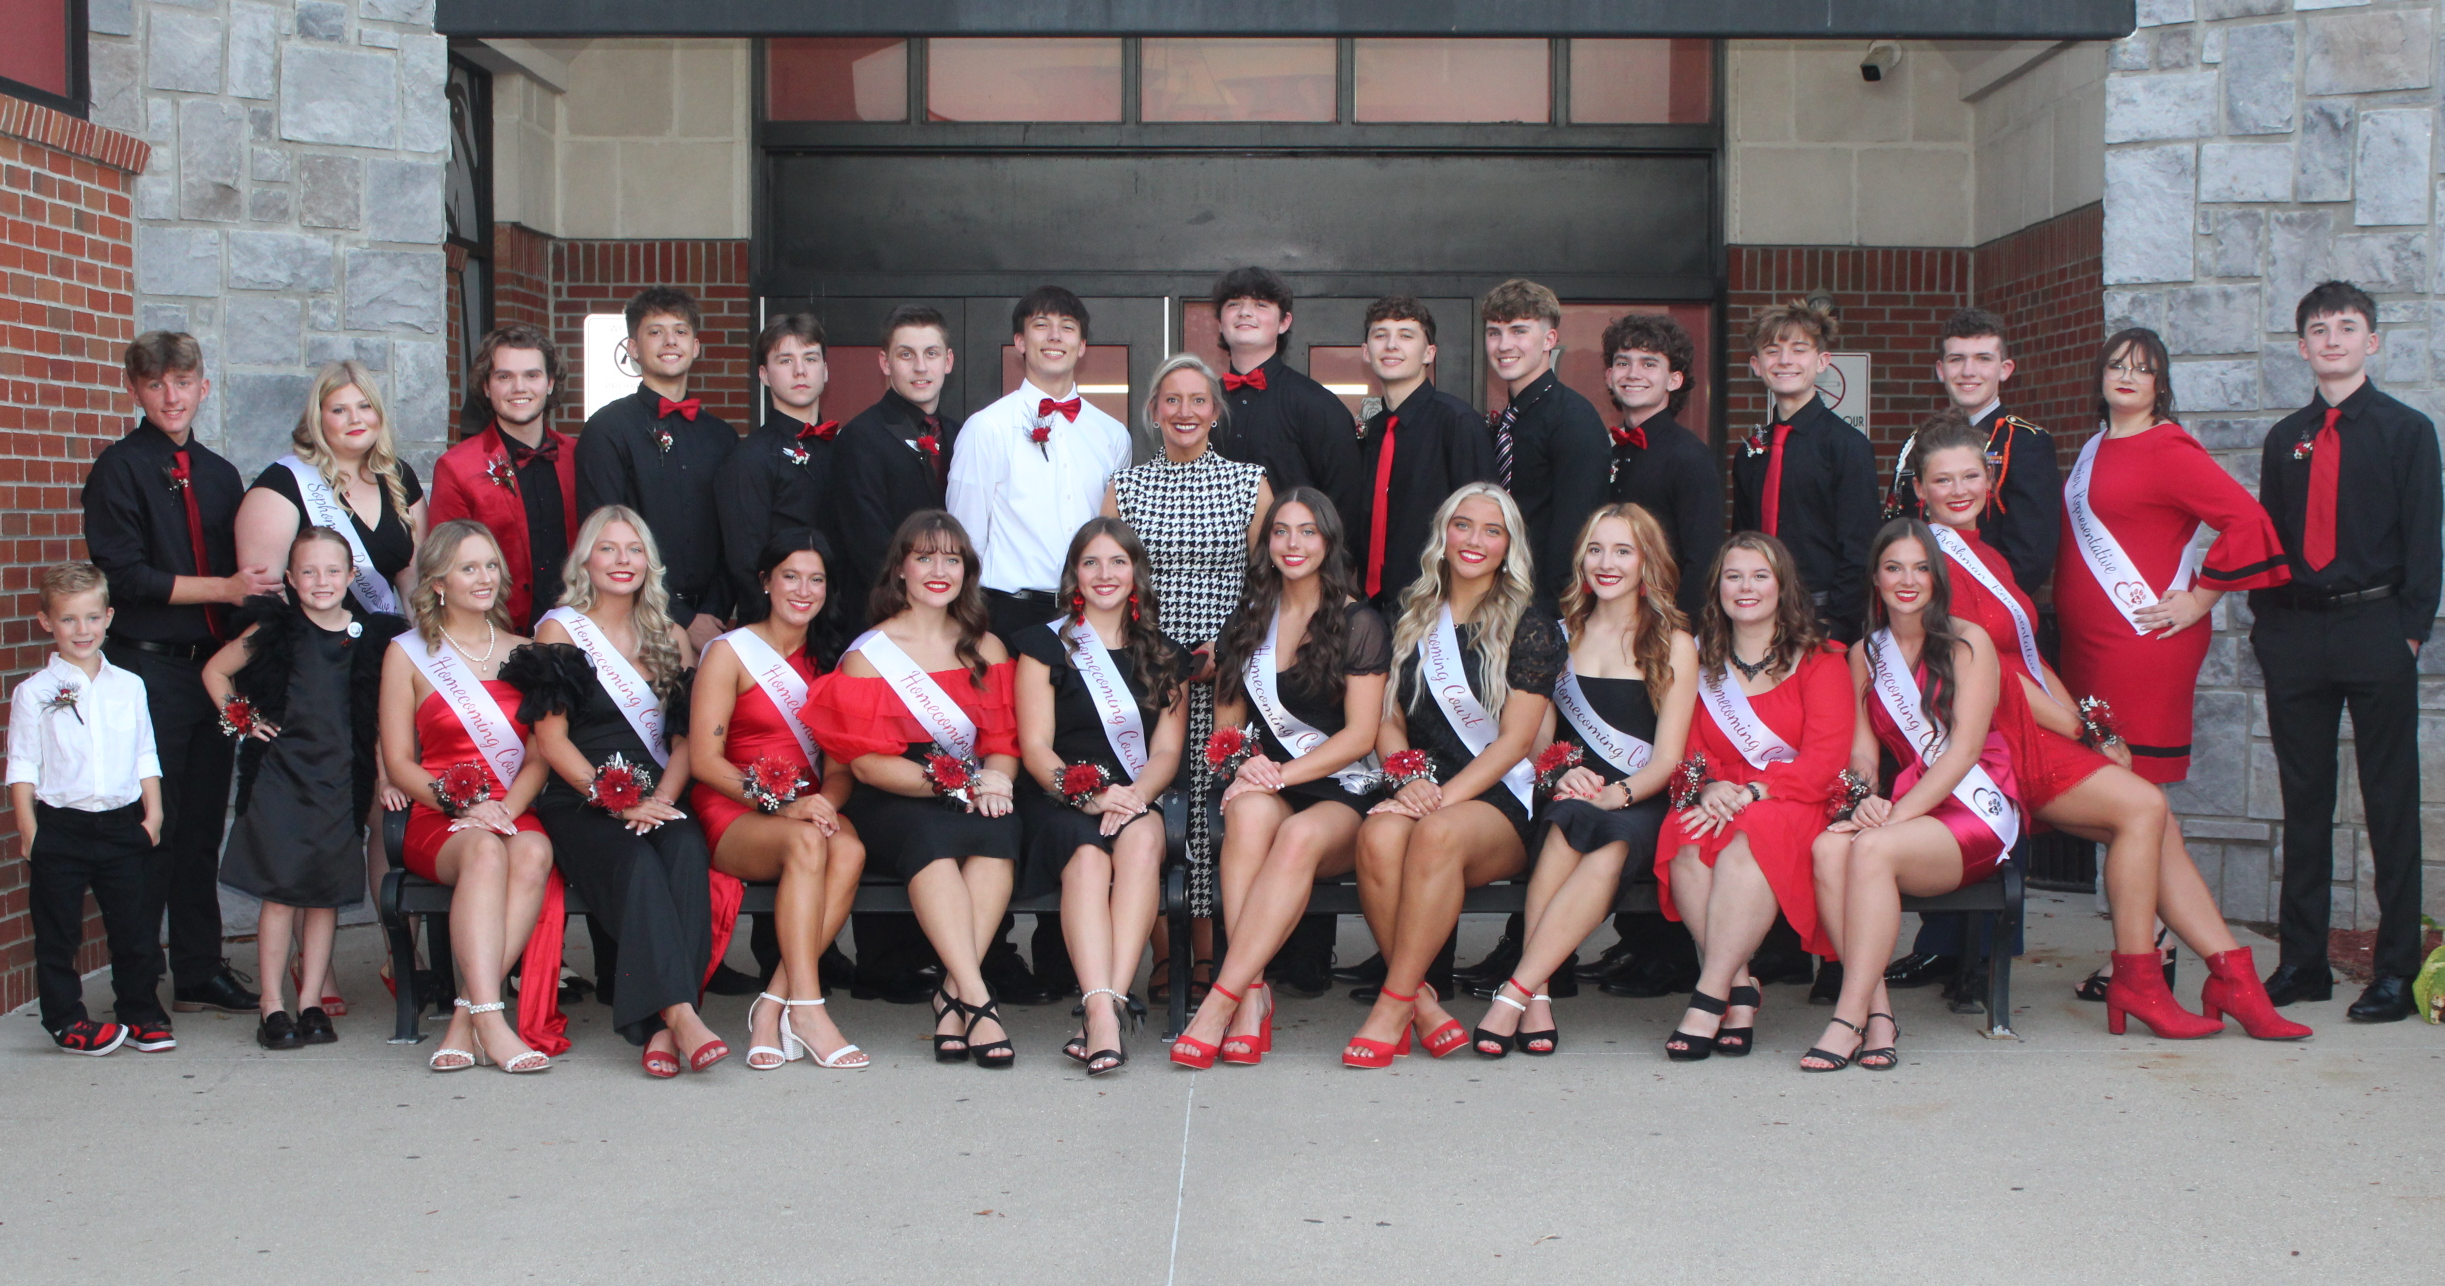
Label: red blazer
xmin=427 ymin=422 xmax=578 ymax=629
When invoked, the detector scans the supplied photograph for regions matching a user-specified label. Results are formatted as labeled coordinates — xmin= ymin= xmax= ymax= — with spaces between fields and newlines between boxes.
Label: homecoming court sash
xmin=2064 ymin=432 xmax=2203 ymax=636
xmin=1247 ymin=607 xmax=1378 ymax=795
xmin=541 ymin=607 xmax=669 ymax=768
xmin=1551 ymin=623 xmax=1654 ymax=779
xmin=393 ymin=631 xmax=524 ymax=791
xmin=1420 ymin=605 xmax=1533 ymax=808
xmin=848 ymin=628 xmax=977 ymax=759
xmin=1696 ymin=665 xmax=1799 ymax=771
xmin=721 ymin=627 xmax=819 ymax=765
xmin=278 ymin=454 xmax=399 ymax=614
xmin=1868 ymin=629 xmax=2019 ymax=851
xmin=1929 ymin=524 xmax=2046 ymax=681
xmin=1054 ymin=618 xmax=1149 ymax=781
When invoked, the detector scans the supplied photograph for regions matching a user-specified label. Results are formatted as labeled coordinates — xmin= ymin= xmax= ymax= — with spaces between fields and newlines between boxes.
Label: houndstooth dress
xmin=1113 ymin=448 xmax=1265 ymax=916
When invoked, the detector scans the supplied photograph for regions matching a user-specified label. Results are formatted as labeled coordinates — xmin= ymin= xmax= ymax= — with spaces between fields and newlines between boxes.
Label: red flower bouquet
xmin=1532 ymin=742 xmax=1584 ymax=795
xmin=431 ymin=762 xmax=493 ymax=817
xmin=1204 ymin=723 xmax=1257 ymax=776
xmin=1059 ymin=761 xmax=1112 ymax=810
xmin=925 ymin=745 xmax=979 ymax=805
xmin=587 ymin=753 xmax=656 ymax=814
xmin=1829 ymin=768 xmax=1874 ymax=823
xmin=2077 ymin=696 xmax=2123 ymax=748
xmin=1382 ymin=748 xmax=1434 ymax=790
xmin=217 ymin=694 xmax=260 ymax=738
xmin=1668 ymin=754 xmax=1710 ymax=810
xmin=742 ymin=755 xmax=808 ymax=814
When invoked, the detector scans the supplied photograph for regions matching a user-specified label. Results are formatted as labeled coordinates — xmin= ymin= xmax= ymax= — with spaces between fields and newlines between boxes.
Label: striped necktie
xmin=1491 ymin=404 xmax=1518 ymax=491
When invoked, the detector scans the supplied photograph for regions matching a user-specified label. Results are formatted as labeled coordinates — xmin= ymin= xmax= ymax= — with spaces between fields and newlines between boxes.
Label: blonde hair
xmin=1141 ymin=352 xmax=1229 ymax=437
xmin=296 ymin=360 xmax=411 ymax=521
xmin=557 ymin=505 xmax=684 ymax=695
xmin=1558 ymin=503 xmax=1685 ymax=692
xmin=39 ymin=561 xmax=107 ymax=613
xmin=1386 ymin=482 xmax=1538 ymax=719
xmin=411 ymin=519 xmax=512 ymax=647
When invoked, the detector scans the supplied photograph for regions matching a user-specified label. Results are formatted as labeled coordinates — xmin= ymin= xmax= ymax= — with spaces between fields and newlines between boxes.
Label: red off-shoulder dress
xmin=804 ymin=660 xmax=1023 ymax=881
xmin=688 ymin=648 xmax=819 ymax=854
xmin=1941 ymin=527 xmax=2118 ymax=812
xmin=2054 ymin=424 xmax=2288 ymax=782
xmin=1861 ymin=658 xmax=2019 ymax=885
xmin=400 ymin=682 xmax=547 ymax=880
xmin=1657 ymin=644 xmax=1852 ymax=957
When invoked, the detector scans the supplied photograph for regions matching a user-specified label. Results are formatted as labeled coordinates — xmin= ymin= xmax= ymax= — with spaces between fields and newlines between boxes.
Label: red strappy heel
xmin=1413 ymin=982 xmax=1469 ymax=1059
xmin=642 ymin=1044 xmax=681 ymax=1078
xmin=1170 ymin=983 xmax=1241 ymax=1069
xmin=1221 ymin=982 xmax=1273 ymax=1065
xmin=1343 ymin=987 xmax=1418 ymax=1068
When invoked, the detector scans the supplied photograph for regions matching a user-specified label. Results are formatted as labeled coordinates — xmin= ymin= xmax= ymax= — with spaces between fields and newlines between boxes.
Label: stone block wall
xmin=2105 ymin=0 xmax=2445 ymax=927
xmin=87 ymin=1 xmax=450 ymax=478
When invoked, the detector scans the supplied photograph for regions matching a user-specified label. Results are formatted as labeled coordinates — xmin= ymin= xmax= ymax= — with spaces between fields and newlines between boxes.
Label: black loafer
xmin=704 ymin=962 xmax=766 ymax=997
xmin=1267 ymin=961 xmax=1332 ymax=998
xmin=1808 ymin=960 xmax=1845 ymax=1006
xmin=2261 ymin=962 xmax=2334 ymax=1007
xmin=1601 ymin=955 xmax=1692 ymax=999
xmin=256 ymin=1011 xmax=303 ymax=1051
xmin=296 ymin=1006 xmax=337 ymax=1045
xmin=1883 ymin=952 xmax=1960 ymax=989
xmin=1332 ymin=953 xmax=1386 ymax=985
xmin=174 ymin=965 xmax=260 ymax=1014
xmin=2346 ymin=975 xmax=2415 ymax=1023
xmin=1454 ymin=936 xmax=1522 ymax=986
xmin=1575 ymin=942 xmax=1634 ymax=982
xmin=850 ymin=970 xmax=939 ymax=1005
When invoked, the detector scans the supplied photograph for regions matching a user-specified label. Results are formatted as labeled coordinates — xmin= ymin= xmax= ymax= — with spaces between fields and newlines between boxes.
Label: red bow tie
xmin=1038 ymin=397 xmax=1082 ymax=422
xmin=656 ymin=396 xmax=701 ymax=421
xmin=1611 ymin=424 xmax=1647 ymax=450
xmin=798 ymin=420 xmax=840 ymax=442
xmin=1222 ymin=368 xmax=1267 ymax=393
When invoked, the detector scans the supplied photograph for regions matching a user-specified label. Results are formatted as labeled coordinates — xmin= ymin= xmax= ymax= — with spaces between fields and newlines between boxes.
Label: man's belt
xmin=2265 ymin=583 xmax=2397 ymax=611
xmin=108 ymin=636 xmax=214 ymax=661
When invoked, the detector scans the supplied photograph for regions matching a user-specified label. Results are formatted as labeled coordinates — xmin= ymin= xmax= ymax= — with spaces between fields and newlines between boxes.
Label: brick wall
xmin=548 ymin=237 xmax=753 ymax=436
xmin=1973 ymin=202 xmax=2106 ymax=451
xmin=0 ymin=97 xmax=149 ymax=1016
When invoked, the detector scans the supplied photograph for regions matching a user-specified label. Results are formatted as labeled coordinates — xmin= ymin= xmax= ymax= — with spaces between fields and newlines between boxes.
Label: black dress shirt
xmin=835 ymin=389 xmax=959 ymax=629
xmin=1496 ymin=369 xmax=1614 ymax=601
xmin=575 ymin=385 xmax=740 ymax=626
xmin=2253 ymin=379 xmax=2442 ymax=643
xmin=81 ymin=418 xmax=243 ymax=645
xmin=1351 ymin=380 xmax=1498 ymax=605
xmin=501 ymin=427 xmax=569 ymax=617
xmin=1607 ymin=408 xmax=1725 ymax=619
xmin=1730 ymin=392 xmax=1880 ymax=636
xmin=1214 ymin=351 xmax=1365 ymax=533
xmin=1887 ymin=403 xmax=2060 ymax=597
xmin=715 ymin=398 xmax=841 ymax=624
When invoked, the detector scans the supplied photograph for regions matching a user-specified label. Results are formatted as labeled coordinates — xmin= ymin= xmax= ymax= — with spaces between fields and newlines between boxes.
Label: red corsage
xmin=925 ymin=745 xmax=980 ymax=805
xmin=916 ymin=433 xmax=941 ymax=462
xmin=217 ymin=694 xmax=260 ymax=738
xmin=1669 ymin=754 xmax=1710 ymax=810
xmin=1059 ymin=761 xmax=1112 ymax=810
xmin=484 ymin=454 xmax=518 ymax=490
xmin=431 ymin=762 xmax=493 ymax=817
xmin=1532 ymin=742 xmax=1584 ymax=795
xmin=1830 ymin=768 xmax=1874 ymax=823
xmin=741 ymin=755 xmax=808 ymax=814
xmin=2077 ymin=696 xmax=2123 ymax=748
xmin=1204 ymin=723 xmax=1257 ymax=776
xmin=1029 ymin=423 xmax=1052 ymax=458
xmin=587 ymin=753 xmax=655 ymax=814
xmin=1382 ymin=748 xmax=1434 ymax=790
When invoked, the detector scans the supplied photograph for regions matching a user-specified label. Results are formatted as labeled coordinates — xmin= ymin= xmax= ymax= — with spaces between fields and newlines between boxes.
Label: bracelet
xmin=1746 ymin=782 xmax=1765 ymax=803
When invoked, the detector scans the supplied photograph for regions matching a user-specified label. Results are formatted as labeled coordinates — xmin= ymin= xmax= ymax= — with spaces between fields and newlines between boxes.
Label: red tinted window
xmin=1569 ymin=40 xmax=1713 ymax=124
xmin=0 ymin=0 xmax=71 ymax=100
xmin=766 ymin=38 xmax=908 ymax=122
xmin=929 ymin=39 xmax=1124 ymax=123
xmin=1142 ymin=38 xmax=1337 ymax=123
xmin=1354 ymin=39 xmax=1549 ymax=124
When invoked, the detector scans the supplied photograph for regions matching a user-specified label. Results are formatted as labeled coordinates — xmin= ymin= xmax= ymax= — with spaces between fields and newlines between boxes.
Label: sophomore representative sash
xmin=1054 ymin=618 xmax=1148 ymax=780
xmin=1868 ymin=629 xmax=2019 ymax=851
xmin=393 ymin=631 xmax=524 ymax=790
xmin=848 ymin=627 xmax=976 ymax=759
xmin=2064 ymin=432 xmax=2203 ymax=636
xmin=1551 ymin=623 xmax=1653 ymax=779
xmin=541 ymin=607 xmax=668 ymax=768
xmin=1420 ymin=606 xmax=1533 ymax=808
xmin=722 ymin=626 xmax=819 ymax=764
xmin=278 ymin=455 xmax=398 ymax=614
xmin=1696 ymin=666 xmax=1799 ymax=771
xmin=1929 ymin=524 xmax=2045 ymax=681
xmin=1246 ymin=606 xmax=1378 ymax=794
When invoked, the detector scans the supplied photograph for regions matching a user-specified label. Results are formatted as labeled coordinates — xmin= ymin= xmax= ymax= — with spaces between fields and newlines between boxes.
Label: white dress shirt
xmin=946 ymin=378 xmax=1132 ymax=594
xmin=7 ymin=654 xmax=161 ymax=811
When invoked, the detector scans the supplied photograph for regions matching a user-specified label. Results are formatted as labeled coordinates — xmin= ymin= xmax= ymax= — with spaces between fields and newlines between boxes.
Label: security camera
xmin=1860 ymin=41 xmax=1901 ymax=83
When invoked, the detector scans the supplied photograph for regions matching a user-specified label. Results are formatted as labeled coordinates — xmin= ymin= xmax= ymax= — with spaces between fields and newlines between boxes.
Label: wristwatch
xmin=1746 ymin=782 xmax=1765 ymax=803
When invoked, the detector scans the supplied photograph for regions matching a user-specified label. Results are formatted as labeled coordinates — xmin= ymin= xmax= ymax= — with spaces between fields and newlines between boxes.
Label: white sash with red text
xmin=849 ymin=627 xmax=977 ymax=759
xmin=1696 ymin=666 xmax=1799 ymax=771
xmin=541 ymin=607 xmax=668 ymax=768
xmin=1929 ymin=524 xmax=2046 ymax=681
xmin=2064 ymin=431 xmax=2203 ymax=636
xmin=393 ymin=631 xmax=524 ymax=791
xmin=1420 ymin=605 xmax=1533 ymax=808
xmin=279 ymin=454 xmax=399 ymax=615
xmin=1868 ymin=629 xmax=2019 ymax=851
xmin=1054 ymin=618 xmax=1148 ymax=781
xmin=722 ymin=627 xmax=819 ymax=765
xmin=1552 ymin=622 xmax=1653 ymax=778
xmin=1247 ymin=606 xmax=1378 ymax=795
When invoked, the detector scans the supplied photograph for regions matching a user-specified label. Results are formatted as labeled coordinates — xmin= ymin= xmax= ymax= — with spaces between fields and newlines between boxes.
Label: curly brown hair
xmin=1215 ymin=487 xmax=1357 ymax=706
xmin=1055 ymin=516 xmax=1181 ymax=717
xmin=1693 ymin=531 xmax=1822 ymax=682
xmin=866 ymin=510 xmax=994 ymax=686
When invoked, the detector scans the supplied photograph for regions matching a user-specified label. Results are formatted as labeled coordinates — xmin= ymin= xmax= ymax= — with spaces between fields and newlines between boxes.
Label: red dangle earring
xmin=1128 ymin=591 xmax=1140 ymax=623
xmin=1071 ymin=591 xmax=1087 ymax=623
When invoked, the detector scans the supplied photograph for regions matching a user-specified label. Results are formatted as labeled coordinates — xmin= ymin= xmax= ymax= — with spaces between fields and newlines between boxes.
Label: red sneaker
xmin=53 ymin=1020 xmax=127 ymax=1056
xmin=125 ymin=1017 xmax=177 ymax=1052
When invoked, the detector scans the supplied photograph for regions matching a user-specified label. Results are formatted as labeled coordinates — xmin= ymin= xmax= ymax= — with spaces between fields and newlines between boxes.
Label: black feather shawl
xmin=227 ymin=594 xmax=409 ymax=821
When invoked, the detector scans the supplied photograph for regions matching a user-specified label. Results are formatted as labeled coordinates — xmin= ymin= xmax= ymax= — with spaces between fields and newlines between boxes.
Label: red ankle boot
xmin=2104 ymin=952 xmax=2222 ymax=1039
xmin=2199 ymin=948 xmax=2312 ymax=1040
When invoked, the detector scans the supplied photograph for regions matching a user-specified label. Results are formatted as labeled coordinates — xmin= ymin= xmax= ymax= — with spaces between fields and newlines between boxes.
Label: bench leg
xmin=379 ymin=873 xmax=424 ymax=1045
xmin=1161 ymin=866 xmax=1190 ymax=1043
xmin=423 ymin=909 xmax=456 ymax=1023
xmin=1985 ymin=872 xmax=2024 ymax=1040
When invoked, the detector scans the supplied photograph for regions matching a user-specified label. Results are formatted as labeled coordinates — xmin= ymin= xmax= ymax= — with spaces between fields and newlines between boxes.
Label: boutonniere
xmin=782 ymin=443 xmax=810 ymax=466
xmin=1742 ymin=432 xmax=1769 ymax=458
xmin=650 ymin=426 xmax=673 ymax=454
xmin=483 ymin=454 xmax=518 ymax=491
xmin=916 ymin=433 xmax=941 ymax=461
xmin=2291 ymin=435 xmax=2316 ymax=461
xmin=42 ymin=687 xmax=82 ymax=724
xmin=1028 ymin=422 xmax=1052 ymax=459
xmin=162 ymin=462 xmax=189 ymax=493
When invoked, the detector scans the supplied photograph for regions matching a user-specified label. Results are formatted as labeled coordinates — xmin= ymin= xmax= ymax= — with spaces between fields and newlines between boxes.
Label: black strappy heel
xmin=1800 ymin=1016 xmax=1864 ymax=1072
xmin=964 ymin=996 xmax=1016 ymax=1069
xmin=931 ymin=983 xmax=969 ymax=1062
xmin=1518 ymin=987 xmax=1557 ymax=1056
xmin=1857 ymin=1012 xmax=1900 ymax=1071
xmin=1714 ymin=983 xmax=1762 ymax=1056
xmin=1081 ymin=987 xmax=1128 ymax=1076
xmin=1667 ymin=988 xmax=1728 ymax=1062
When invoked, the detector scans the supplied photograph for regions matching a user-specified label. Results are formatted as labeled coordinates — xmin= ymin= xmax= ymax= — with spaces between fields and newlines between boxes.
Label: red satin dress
xmin=1861 ymin=658 xmax=2018 ymax=884
xmin=1656 ymin=644 xmax=1852 ymax=957
xmin=1941 ymin=527 xmax=2117 ymax=812
xmin=688 ymin=649 xmax=819 ymax=853
xmin=2053 ymin=424 xmax=2288 ymax=782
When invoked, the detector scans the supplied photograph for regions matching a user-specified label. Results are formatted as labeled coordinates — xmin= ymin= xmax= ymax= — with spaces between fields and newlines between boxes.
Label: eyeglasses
xmin=2105 ymin=360 xmax=2157 ymax=376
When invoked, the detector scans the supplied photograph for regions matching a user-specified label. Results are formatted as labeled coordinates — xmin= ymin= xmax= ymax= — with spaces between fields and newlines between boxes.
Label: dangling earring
xmin=1071 ymin=591 xmax=1087 ymax=622
xmin=1127 ymin=591 xmax=1140 ymax=623
xmin=434 ymin=588 xmax=444 ymax=608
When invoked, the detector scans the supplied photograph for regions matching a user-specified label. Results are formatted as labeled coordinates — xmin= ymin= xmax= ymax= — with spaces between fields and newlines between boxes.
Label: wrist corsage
xmin=1204 ymin=723 xmax=1258 ymax=777
xmin=217 ymin=694 xmax=259 ymax=738
xmin=925 ymin=744 xmax=981 ymax=805
xmin=1532 ymin=742 xmax=1584 ymax=796
xmin=741 ymin=755 xmax=808 ymax=814
xmin=1830 ymin=768 xmax=1874 ymax=823
xmin=2077 ymin=695 xmax=2123 ymax=748
xmin=431 ymin=762 xmax=492 ymax=818
xmin=587 ymin=753 xmax=655 ymax=815
xmin=1669 ymin=754 xmax=1710 ymax=810
xmin=1059 ymin=761 xmax=1112 ymax=811
xmin=1382 ymin=748 xmax=1435 ymax=791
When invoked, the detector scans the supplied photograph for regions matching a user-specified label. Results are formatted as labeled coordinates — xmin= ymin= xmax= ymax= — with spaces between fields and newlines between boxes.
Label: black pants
xmin=2253 ymin=603 xmax=2426 ymax=978
xmin=28 ymin=803 xmax=164 ymax=1032
xmin=107 ymin=643 xmax=235 ymax=989
xmin=982 ymin=588 xmax=1069 ymax=978
xmin=984 ymin=587 xmax=1062 ymax=652
xmin=539 ymin=800 xmax=714 ymax=1045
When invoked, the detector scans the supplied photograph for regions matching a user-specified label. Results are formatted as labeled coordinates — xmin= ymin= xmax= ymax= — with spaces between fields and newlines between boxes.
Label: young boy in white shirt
xmin=8 ymin=563 xmax=165 ymax=1054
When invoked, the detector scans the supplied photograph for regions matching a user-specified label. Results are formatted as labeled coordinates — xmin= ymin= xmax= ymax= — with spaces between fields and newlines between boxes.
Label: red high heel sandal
xmin=1413 ymin=982 xmax=1469 ymax=1059
xmin=642 ymin=1044 xmax=681 ymax=1078
xmin=1221 ymin=982 xmax=1273 ymax=1065
xmin=2199 ymin=947 xmax=2312 ymax=1040
xmin=2104 ymin=951 xmax=2223 ymax=1039
xmin=1170 ymin=983 xmax=1242 ymax=1070
xmin=1343 ymin=988 xmax=1418 ymax=1068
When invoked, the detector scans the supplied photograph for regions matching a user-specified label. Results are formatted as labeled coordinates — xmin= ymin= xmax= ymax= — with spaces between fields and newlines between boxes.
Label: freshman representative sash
xmin=393 ymin=631 xmax=524 ymax=791
xmin=278 ymin=455 xmax=399 ymax=614
xmin=1868 ymin=629 xmax=2019 ymax=851
xmin=1929 ymin=524 xmax=2046 ymax=681
xmin=541 ymin=607 xmax=668 ymax=768
xmin=848 ymin=627 xmax=977 ymax=759
xmin=1696 ymin=666 xmax=1799 ymax=771
xmin=2064 ymin=432 xmax=2204 ymax=636
xmin=1054 ymin=618 xmax=1148 ymax=780
xmin=1420 ymin=605 xmax=1533 ymax=808
xmin=1551 ymin=623 xmax=1654 ymax=778
xmin=722 ymin=626 xmax=819 ymax=764
xmin=1246 ymin=607 xmax=1379 ymax=794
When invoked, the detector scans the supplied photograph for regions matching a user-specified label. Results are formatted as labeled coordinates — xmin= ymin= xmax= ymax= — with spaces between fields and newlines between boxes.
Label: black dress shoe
xmin=1750 ymin=952 xmax=1816 ymax=986
xmin=1332 ymin=952 xmax=1386 ymax=985
xmin=1547 ymin=955 xmax=1581 ymax=999
xmin=1575 ymin=941 xmax=1634 ymax=982
xmin=1808 ymin=959 xmax=1845 ymax=1006
xmin=2346 ymin=974 xmax=2415 ymax=1023
xmin=1267 ymin=959 xmax=1333 ymax=999
xmin=1455 ymin=935 xmax=1522 ymax=985
xmin=255 ymin=1011 xmax=303 ymax=1051
xmin=296 ymin=1006 xmax=337 ymax=1045
xmin=1600 ymin=955 xmax=1691 ymax=998
xmin=174 ymin=965 xmax=260 ymax=1014
xmin=981 ymin=954 xmax=1057 ymax=1006
xmin=1883 ymin=952 xmax=1960 ymax=990
xmin=851 ymin=969 xmax=939 ymax=1004
xmin=1945 ymin=961 xmax=1989 ymax=1014
xmin=704 ymin=962 xmax=765 ymax=997
xmin=2261 ymin=962 xmax=2334 ymax=1007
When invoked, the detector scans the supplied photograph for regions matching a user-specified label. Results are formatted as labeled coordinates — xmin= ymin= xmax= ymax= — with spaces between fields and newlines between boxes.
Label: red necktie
xmin=798 ymin=420 xmax=840 ymax=442
xmin=2303 ymin=406 xmax=2343 ymax=570
xmin=1222 ymin=368 xmax=1267 ymax=393
xmin=173 ymin=449 xmax=224 ymax=639
xmin=1364 ymin=415 xmax=1399 ymax=598
xmin=1037 ymin=397 xmax=1082 ymax=422
xmin=1611 ymin=423 xmax=1647 ymax=450
xmin=656 ymin=396 xmax=701 ymax=421
xmin=1760 ymin=422 xmax=1792 ymax=536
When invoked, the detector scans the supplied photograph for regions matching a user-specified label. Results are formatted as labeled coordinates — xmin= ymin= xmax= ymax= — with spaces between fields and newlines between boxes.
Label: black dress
xmin=1389 ymin=610 xmax=1565 ymax=843
xmin=248 ymin=463 xmax=424 ymax=616
xmin=219 ymin=617 xmax=364 ymax=908
xmin=1010 ymin=624 xmax=1186 ymax=897
xmin=503 ymin=643 xmax=714 ymax=1047
xmin=1238 ymin=601 xmax=1393 ymax=814
xmin=1540 ymin=671 xmax=1671 ymax=872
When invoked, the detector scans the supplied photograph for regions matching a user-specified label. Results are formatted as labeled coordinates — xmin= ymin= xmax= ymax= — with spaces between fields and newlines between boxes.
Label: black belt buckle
xmin=2280 ymin=583 xmax=2397 ymax=611
xmin=109 ymin=636 xmax=211 ymax=662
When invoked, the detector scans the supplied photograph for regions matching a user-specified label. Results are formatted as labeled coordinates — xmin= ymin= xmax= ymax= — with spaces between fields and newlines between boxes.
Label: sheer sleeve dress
xmin=1239 ymin=601 xmax=1392 ymax=814
xmin=805 ymin=658 xmax=1023 ymax=880
xmin=1537 ymin=637 xmax=1672 ymax=873
xmin=1389 ymin=609 xmax=1563 ymax=844
xmin=1010 ymin=624 xmax=1187 ymax=897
